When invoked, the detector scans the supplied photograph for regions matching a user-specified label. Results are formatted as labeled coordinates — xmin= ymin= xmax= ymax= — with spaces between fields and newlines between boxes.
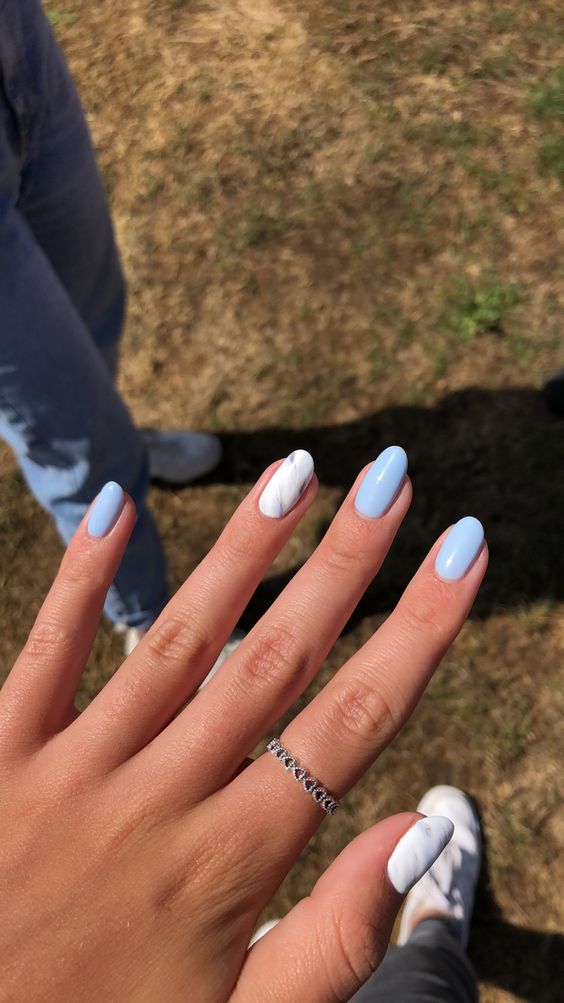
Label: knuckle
xmin=61 ymin=549 xmax=107 ymax=592
xmin=142 ymin=615 xmax=210 ymax=672
xmin=220 ymin=512 xmax=266 ymax=566
xmin=400 ymin=588 xmax=448 ymax=644
xmin=238 ymin=623 xmax=308 ymax=693
xmin=24 ymin=617 xmax=75 ymax=662
xmin=321 ymin=533 xmax=363 ymax=577
xmin=328 ymin=678 xmax=399 ymax=750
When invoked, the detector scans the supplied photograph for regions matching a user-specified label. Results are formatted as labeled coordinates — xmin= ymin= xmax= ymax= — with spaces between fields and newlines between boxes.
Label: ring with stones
xmin=266 ymin=738 xmax=340 ymax=815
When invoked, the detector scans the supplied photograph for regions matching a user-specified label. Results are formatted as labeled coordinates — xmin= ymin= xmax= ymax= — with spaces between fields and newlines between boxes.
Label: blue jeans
xmin=0 ymin=0 xmax=168 ymax=628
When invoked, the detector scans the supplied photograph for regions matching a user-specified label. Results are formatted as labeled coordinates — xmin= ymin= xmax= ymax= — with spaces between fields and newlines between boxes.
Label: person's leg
xmin=0 ymin=203 xmax=168 ymax=627
xmin=0 ymin=0 xmax=167 ymax=628
xmin=349 ymin=917 xmax=478 ymax=1003
xmin=5 ymin=0 xmax=126 ymax=371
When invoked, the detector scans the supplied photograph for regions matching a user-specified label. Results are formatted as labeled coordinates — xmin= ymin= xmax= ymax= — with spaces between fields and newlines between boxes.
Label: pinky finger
xmin=0 ymin=482 xmax=135 ymax=748
xmin=235 ymin=812 xmax=453 ymax=1003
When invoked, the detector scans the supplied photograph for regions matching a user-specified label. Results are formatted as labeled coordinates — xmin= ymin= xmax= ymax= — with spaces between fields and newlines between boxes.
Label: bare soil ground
xmin=1 ymin=2 xmax=564 ymax=999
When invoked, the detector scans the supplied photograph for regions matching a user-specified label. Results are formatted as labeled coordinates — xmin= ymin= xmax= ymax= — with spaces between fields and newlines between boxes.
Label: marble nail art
xmin=259 ymin=450 xmax=314 ymax=519
xmin=387 ymin=816 xmax=454 ymax=895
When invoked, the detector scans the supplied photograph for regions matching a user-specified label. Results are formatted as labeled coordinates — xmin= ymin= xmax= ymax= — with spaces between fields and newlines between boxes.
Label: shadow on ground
xmin=198 ymin=385 xmax=564 ymax=625
xmin=213 ymin=385 xmax=564 ymax=999
xmin=472 ymin=838 xmax=564 ymax=1002
xmin=79 ymin=382 xmax=564 ymax=1001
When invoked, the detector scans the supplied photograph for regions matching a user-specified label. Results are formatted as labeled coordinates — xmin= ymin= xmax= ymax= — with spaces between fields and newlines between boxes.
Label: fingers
xmin=77 ymin=453 xmax=318 ymax=766
xmin=278 ymin=521 xmax=488 ymax=797
xmin=234 ymin=813 xmax=454 ymax=1003
xmin=218 ymin=521 xmax=486 ymax=872
xmin=140 ymin=447 xmax=412 ymax=799
xmin=0 ymin=483 xmax=134 ymax=750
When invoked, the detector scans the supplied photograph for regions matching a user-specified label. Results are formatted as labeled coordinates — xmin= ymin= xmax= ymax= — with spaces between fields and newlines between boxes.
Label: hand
xmin=0 ymin=449 xmax=487 ymax=1002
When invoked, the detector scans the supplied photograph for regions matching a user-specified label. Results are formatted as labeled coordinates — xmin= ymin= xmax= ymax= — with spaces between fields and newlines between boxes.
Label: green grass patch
xmin=489 ymin=10 xmax=515 ymax=32
xmin=404 ymin=120 xmax=478 ymax=154
xmin=191 ymin=74 xmax=214 ymax=103
xmin=350 ymin=220 xmax=380 ymax=260
xmin=445 ymin=279 xmax=520 ymax=341
xmin=399 ymin=323 xmax=417 ymax=346
xmin=370 ymin=345 xmax=392 ymax=376
xmin=46 ymin=8 xmax=77 ymax=27
xmin=539 ymin=136 xmax=564 ymax=183
xmin=231 ymin=207 xmax=288 ymax=249
xmin=418 ymin=31 xmax=468 ymax=75
xmin=472 ymin=50 xmax=517 ymax=81
xmin=529 ymin=68 xmax=564 ymax=121
xmin=509 ymin=332 xmax=535 ymax=361
xmin=362 ymin=140 xmax=387 ymax=165
xmin=528 ymin=71 xmax=564 ymax=184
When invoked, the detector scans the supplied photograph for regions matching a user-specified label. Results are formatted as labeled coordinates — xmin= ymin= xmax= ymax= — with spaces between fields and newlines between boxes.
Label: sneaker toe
xmin=144 ymin=429 xmax=223 ymax=483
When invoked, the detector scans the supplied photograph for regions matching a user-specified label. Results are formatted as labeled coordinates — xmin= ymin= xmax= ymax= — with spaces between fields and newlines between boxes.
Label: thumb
xmin=236 ymin=812 xmax=453 ymax=1003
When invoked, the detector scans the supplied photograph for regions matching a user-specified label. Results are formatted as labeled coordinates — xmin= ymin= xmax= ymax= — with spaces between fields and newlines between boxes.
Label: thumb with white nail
xmin=237 ymin=812 xmax=453 ymax=1003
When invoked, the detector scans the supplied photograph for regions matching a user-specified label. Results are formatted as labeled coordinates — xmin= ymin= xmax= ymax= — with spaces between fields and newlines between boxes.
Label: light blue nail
xmin=355 ymin=446 xmax=408 ymax=518
xmin=435 ymin=516 xmax=484 ymax=580
xmin=87 ymin=481 xmax=125 ymax=538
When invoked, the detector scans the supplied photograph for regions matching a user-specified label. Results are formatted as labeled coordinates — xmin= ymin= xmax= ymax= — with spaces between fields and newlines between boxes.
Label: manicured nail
xmin=387 ymin=816 xmax=454 ymax=894
xmin=435 ymin=516 xmax=484 ymax=581
xmin=259 ymin=450 xmax=314 ymax=518
xmin=355 ymin=445 xmax=408 ymax=518
xmin=87 ymin=481 xmax=125 ymax=538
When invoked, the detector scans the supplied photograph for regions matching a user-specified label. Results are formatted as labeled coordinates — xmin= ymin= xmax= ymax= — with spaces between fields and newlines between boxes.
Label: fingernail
xmin=355 ymin=445 xmax=408 ymax=518
xmin=87 ymin=481 xmax=125 ymax=538
xmin=435 ymin=516 xmax=484 ymax=581
xmin=387 ymin=816 xmax=454 ymax=894
xmin=259 ymin=450 xmax=314 ymax=518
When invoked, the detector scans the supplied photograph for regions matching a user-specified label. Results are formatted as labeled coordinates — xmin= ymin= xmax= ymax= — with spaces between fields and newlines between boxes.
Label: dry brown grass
xmin=2 ymin=1 xmax=564 ymax=998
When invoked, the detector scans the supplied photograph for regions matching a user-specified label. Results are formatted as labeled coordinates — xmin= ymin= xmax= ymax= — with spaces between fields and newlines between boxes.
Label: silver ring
xmin=267 ymin=738 xmax=341 ymax=814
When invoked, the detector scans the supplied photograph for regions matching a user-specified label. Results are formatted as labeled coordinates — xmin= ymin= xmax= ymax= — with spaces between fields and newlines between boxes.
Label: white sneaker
xmin=117 ymin=625 xmax=245 ymax=679
xmin=141 ymin=428 xmax=222 ymax=484
xmin=398 ymin=786 xmax=482 ymax=948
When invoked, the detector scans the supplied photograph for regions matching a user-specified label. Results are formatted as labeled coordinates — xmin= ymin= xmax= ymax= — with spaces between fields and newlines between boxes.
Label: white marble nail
xmin=259 ymin=450 xmax=314 ymax=519
xmin=387 ymin=816 xmax=454 ymax=895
